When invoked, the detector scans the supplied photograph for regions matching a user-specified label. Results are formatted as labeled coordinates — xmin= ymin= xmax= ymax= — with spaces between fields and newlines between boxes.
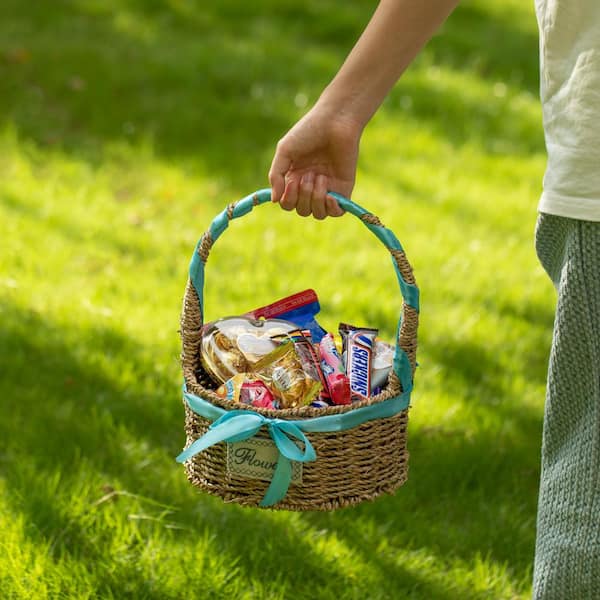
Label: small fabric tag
xmin=227 ymin=438 xmax=302 ymax=483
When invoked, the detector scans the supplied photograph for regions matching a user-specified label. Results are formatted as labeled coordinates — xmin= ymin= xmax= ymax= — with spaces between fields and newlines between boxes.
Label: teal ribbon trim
xmin=209 ymin=190 xmax=272 ymax=243
xmin=177 ymin=387 xmax=411 ymax=507
xmin=189 ymin=251 xmax=205 ymax=313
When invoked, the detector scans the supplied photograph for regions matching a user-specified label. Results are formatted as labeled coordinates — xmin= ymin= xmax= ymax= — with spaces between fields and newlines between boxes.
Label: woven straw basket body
xmin=179 ymin=189 xmax=419 ymax=511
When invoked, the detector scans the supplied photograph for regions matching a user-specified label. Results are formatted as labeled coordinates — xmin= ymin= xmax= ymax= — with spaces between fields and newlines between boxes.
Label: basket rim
xmin=182 ymin=396 xmax=411 ymax=510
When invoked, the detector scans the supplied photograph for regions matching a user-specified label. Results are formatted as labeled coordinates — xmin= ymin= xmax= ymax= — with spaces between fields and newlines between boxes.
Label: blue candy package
xmin=245 ymin=289 xmax=327 ymax=343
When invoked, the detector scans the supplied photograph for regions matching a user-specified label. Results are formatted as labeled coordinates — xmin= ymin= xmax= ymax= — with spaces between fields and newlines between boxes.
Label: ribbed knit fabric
xmin=533 ymin=214 xmax=600 ymax=599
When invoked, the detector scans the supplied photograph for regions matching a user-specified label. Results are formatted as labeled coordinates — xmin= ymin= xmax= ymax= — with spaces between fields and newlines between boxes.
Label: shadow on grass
xmin=1 ymin=298 xmax=539 ymax=597
xmin=1 ymin=1 xmax=544 ymax=596
xmin=305 ymin=404 xmax=541 ymax=566
xmin=1 ymin=0 xmax=542 ymax=192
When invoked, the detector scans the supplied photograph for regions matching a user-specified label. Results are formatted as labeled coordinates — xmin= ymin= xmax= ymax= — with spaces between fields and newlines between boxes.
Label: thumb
xmin=268 ymin=147 xmax=291 ymax=203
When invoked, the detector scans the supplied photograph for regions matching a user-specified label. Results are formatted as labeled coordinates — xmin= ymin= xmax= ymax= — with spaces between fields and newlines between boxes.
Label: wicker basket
xmin=178 ymin=189 xmax=419 ymax=511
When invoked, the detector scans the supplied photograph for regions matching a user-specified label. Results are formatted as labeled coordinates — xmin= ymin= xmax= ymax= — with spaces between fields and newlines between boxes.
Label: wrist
xmin=316 ymin=86 xmax=372 ymax=135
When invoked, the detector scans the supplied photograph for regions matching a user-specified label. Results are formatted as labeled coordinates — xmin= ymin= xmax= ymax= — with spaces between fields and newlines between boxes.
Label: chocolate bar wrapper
xmin=282 ymin=329 xmax=330 ymax=399
xmin=339 ymin=324 xmax=378 ymax=402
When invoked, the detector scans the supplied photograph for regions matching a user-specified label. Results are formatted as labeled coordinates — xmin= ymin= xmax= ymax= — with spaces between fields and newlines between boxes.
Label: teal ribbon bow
xmin=177 ymin=386 xmax=412 ymax=507
xmin=177 ymin=409 xmax=316 ymax=507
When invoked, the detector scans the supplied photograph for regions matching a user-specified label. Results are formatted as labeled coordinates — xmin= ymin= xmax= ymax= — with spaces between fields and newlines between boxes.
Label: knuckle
xmin=276 ymin=139 xmax=289 ymax=155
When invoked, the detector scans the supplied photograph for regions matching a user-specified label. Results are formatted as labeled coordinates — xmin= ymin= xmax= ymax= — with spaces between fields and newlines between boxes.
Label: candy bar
xmin=340 ymin=324 xmax=377 ymax=402
xmin=276 ymin=329 xmax=330 ymax=398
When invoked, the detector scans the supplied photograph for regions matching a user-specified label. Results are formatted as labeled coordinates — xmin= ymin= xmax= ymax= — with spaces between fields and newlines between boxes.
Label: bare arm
xmin=269 ymin=0 xmax=459 ymax=218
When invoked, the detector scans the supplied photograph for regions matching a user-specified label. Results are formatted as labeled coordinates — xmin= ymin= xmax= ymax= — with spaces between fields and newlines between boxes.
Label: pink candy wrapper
xmin=319 ymin=333 xmax=351 ymax=405
xmin=216 ymin=374 xmax=279 ymax=409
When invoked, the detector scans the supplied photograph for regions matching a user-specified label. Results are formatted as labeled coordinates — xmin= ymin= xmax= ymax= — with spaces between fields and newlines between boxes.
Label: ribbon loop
xmin=176 ymin=409 xmax=317 ymax=507
xmin=176 ymin=410 xmax=264 ymax=463
xmin=269 ymin=420 xmax=317 ymax=462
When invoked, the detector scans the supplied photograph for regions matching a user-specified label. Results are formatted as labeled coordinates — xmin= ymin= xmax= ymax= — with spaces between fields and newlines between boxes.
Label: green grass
xmin=0 ymin=1 xmax=553 ymax=598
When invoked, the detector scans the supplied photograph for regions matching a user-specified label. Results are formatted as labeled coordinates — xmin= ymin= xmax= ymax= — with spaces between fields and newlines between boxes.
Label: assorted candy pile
xmin=198 ymin=289 xmax=394 ymax=410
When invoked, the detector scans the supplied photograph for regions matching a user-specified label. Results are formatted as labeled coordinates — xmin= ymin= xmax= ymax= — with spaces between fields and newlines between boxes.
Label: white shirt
xmin=535 ymin=0 xmax=600 ymax=221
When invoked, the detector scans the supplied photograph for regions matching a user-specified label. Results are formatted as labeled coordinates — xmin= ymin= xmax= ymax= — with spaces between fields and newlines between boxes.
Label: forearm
xmin=319 ymin=0 xmax=459 ymax=130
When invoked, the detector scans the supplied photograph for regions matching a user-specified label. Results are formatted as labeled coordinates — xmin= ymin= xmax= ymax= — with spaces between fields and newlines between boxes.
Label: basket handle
xmin=187 ymin=188 xmax=419 ymax=393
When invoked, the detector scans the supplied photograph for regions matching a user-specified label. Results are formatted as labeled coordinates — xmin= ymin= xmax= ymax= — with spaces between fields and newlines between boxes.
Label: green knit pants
xmin=533 ymin=214 xmax=600 ymax=599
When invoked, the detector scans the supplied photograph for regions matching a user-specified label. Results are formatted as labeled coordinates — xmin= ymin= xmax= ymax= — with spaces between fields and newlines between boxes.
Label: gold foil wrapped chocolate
xmin=252 ymin=342 xmax=322 ymax=408
xmin=200 ymin=317 xmax=297 ymax=384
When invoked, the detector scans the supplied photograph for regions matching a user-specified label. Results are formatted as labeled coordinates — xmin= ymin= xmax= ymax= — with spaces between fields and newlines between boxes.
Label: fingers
xmin=278 ymin=172 xmax=344 ymax=218
xmin=279 ymin=173 xmax=299 ymax=212
xmin=311 ymin=174 xmax=328 ymax=220
xmin=284 ymin=172 xmax=329 ymax=219
xmin=296 ymin=172 xmax=314 ymax=217
xmin=325 ymin=194 xmax=345 ymax=217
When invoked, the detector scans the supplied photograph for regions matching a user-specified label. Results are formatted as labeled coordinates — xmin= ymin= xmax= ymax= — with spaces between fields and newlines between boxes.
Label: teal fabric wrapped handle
xmin=181 ymin=189 xmax=420 ymax=507
xmin=188 ymin=188 xmax=419 ymax=394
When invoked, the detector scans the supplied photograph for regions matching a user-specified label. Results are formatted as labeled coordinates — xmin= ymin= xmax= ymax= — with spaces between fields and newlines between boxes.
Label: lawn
xmin=0 ymin=1 xmax=554 ymax=598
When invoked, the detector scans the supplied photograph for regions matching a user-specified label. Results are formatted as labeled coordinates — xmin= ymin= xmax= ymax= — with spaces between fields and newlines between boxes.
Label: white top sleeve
xmin=536 ymin=0 xmax=600 ymax=221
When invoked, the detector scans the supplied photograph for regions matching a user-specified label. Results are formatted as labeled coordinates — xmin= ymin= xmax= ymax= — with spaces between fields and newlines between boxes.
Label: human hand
xmin=268 ymin=105 xmax=362 ymax=219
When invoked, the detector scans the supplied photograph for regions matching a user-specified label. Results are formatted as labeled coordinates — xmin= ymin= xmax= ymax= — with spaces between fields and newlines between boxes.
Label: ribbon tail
xmin=176 ymin=435 xmax=215 ymax=464
xmin=260 ymin=453 xmax=293 ymax=508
